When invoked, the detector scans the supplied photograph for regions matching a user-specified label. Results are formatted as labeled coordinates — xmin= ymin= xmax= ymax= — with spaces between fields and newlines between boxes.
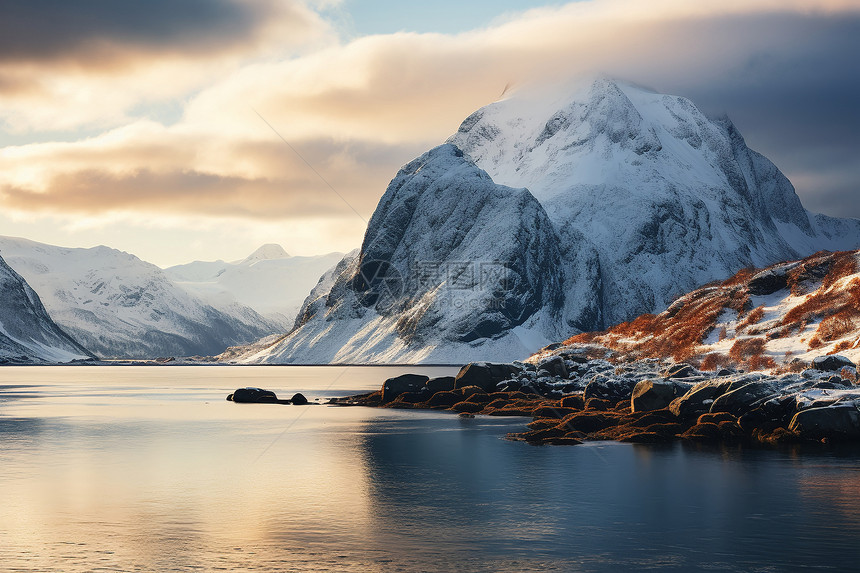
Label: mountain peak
xmin=240 ymin=244 xmax=291 ymax=265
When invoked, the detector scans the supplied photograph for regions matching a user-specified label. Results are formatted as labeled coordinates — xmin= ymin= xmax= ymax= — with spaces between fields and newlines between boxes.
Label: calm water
xmin=2 ymin=366 xmax=860 ymax=572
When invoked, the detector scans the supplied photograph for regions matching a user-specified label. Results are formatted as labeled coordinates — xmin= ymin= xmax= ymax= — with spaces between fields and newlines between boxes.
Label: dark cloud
xmin=0 ymin=0 xmax=303 ymax=64
xmin=642 ymin=13 xmax=860 ymax=220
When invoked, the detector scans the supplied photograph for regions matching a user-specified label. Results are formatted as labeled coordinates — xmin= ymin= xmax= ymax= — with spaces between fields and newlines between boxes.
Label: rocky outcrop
xmin=631 ymin=380 xmax=691 ymax=412
xmin=381 ymin=374 xmax=430 ymax=403
xmin=789 ymin=404 xmax=860 ymax=441
xmin=332 ymin=355 xmax=860 ymax=446
xmin=229 ymin=144 xmax=564 ymax=364
xmin=453 ymin=362 xmax=524 ymax=393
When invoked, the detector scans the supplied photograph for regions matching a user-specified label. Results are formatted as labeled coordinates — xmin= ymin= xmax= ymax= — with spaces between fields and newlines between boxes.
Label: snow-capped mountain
xmin=447 ymin=78 xmax=860 ymax=329
xmin=225 ymin=78 xmax=860 ymax=364
xmin=165 ymin=244 xmax=343 ymax=328
xmin=0 ymin=236 xmax=282 ymax=359
xmin=0 ymin=253 xmax=93 ymax=363
xmin=552 ymin=249 xmax=860 ymax=370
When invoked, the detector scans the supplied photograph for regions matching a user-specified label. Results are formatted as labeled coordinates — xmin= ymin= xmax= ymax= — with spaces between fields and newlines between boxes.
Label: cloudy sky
xmin=0 ymin=0 xmax=858 ymax=267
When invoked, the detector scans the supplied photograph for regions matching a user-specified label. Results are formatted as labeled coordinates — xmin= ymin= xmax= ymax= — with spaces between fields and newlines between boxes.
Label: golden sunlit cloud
xmin=1 ymin=0 xmax=858 ymax=265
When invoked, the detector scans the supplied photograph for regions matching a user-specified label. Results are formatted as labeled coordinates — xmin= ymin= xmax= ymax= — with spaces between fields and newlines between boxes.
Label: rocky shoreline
xmin=329 ymin=351 xmax=860 ymax=446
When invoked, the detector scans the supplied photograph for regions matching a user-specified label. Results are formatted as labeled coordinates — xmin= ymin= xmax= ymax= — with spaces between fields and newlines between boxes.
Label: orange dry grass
xmin=700 ymin=352 xmax=734 ymax=371
xmin=829 ymin=340 xmax=854 ymax=355
xmin=559 ymin=252 xmax=859 ymax=370
xmin=728 ymin=338 xmax=776 ymax=370
xmin=721 ymin=267 xmax=755 ymax=287
xmin=816 ymin=314 xmax=855 ymax=342
xmin=564 ymin=287 xmax=741 ymax=362
xmin=738 ymin=305 xmax=765 ymax=331
xmin=783 ymin=274 xmax=860 ymax=334
xmin=730 ymin=337 xmax=765 ymax=362
xmin=821 ymin=252 xmax=858 ymax=289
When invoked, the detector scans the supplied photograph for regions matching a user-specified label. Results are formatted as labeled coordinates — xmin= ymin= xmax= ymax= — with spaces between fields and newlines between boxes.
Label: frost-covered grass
xmin=562 ymin=250 xmax=860 ymax=371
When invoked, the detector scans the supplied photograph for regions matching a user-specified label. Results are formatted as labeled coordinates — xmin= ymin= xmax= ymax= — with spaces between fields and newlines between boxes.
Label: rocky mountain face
xmin=225 ymin=79 xmax=860 ymax=364
xmin=226 ymin=144 xmax=565 ymax=363
xmin=165 ymin=245 xmax=343 ymax=329
xmin=0 ymin=253 xmax=93 ymax=363
xmin=0 ymin=236 xmax=282 ymax=359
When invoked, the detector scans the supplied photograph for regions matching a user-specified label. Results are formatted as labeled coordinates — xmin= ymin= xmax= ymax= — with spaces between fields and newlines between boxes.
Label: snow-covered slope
xmin=0 ymin=253 xmax=93 ymax=363
xmin=447 ymin=78 xmax=860 ymax=329
xmin=555 ymin=249 xmax=860 ymax=370
xmin=226 ymin=78 xmax=860 ymax=364
xmin=165 ymin=245 xmax=343 ymax=328
xmin=0 ymin=236 xmax=282 ymax=359
xmin=225 ymin=145 xmax=565 ymax=363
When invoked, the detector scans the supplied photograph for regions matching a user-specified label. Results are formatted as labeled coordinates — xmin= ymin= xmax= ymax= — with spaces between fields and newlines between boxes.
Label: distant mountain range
xmin=165 ymin=244 xmax=343 ymax=330
xmin=223 ymin=78 xmax=860 ymax=364
xmin=0 ymin=237 xmax=339 ymax=360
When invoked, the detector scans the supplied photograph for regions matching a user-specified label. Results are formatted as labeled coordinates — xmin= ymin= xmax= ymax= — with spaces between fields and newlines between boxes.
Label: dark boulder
xmin=585 ymin=398 xmax=611 ymax=411
xmin=393 ymin=391 xmax=427 ymax=404
xmin=229 ymin=387 xmax=279 ymax=403
xmin=669 ymin=379 xmax=739 ymax=420
xmin=747 ymin=268 xmax=789 ymax=296
xmin=812 ymin=380 xmax=847 ymax=390
xmin=560 ymin=394 xmax=585 ymax=409
xmin=457 ymin=385 xmax=487 ymax=399
xmin=697 ymin=412 xmax=737 ymax=425
xmin=454 ymin=362 xmax=522 ymax=393
xmin=788 ymin=403 xmax=860 ymax=441
xmin=538 ymin=356 xmax=568 ymax=378
xmin=531 ymin=405 xmax=578 ymax=419
xmin=291 ymin=392 xmax=309 ymax=405
xmin=425 ymin=376 xmax=456 ymax=394
xmin=619 ymin=431 xmax=673 ymax=443
xmin=558 ymin=412 xmax=617 ymax=433
xmin=381 ymin=373 xmax=430 ymax=403
xmin=499 ymin=380 xmax=523 ymax=392
xmin=663 ymin=363 xmax=697 ymax=379
xmin=738 ymin=395 xmax=798 ymax=433
xmin=681 ymin=422 xmax=722 ymax=441
xmin=709 ymin=382 xmax=776 ymax=417
xmin=584 ymin=377 xmax=638 ymax=403
xmin=631 ymin=380 xmax=691 ymax=412
xmin=464 ymin=392 xmax=492 ymax=404
xmin=426 ymin=391 xmax=461 ymax=408
xmin=812 ymin=355 xmax=855 ymax=372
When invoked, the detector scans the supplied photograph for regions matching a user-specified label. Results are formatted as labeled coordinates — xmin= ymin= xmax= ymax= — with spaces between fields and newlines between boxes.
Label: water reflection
xmin=2 ymin=368 xmax=860 ymax=571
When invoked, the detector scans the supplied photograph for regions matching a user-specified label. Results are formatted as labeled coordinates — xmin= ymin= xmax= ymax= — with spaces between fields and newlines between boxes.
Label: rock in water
xmin=381 ymin=374 xmax=430 ymax=403
xmin=425 ymin=376 xmax=456 ymax=394
xmin=291 ymin=393 xmax=309 ymax=405
xmin=230 ymin=387 xmax=279 ymax=403
xmin=789 ymin=404 xmax=860 ymax=441
xmin=454 ymin=363 xmax=523 ymax=393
